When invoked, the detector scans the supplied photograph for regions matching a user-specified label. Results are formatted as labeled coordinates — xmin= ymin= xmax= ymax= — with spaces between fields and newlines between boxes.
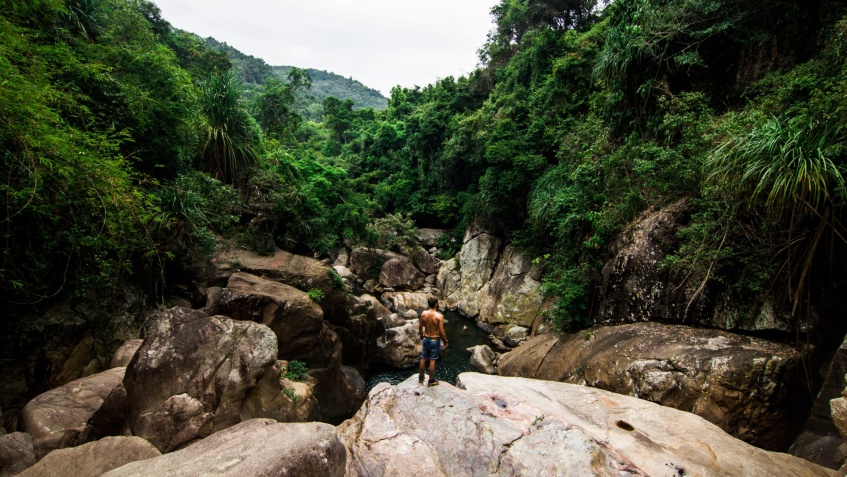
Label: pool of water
xmin=365 ymin=310 xmax=491 ymax=390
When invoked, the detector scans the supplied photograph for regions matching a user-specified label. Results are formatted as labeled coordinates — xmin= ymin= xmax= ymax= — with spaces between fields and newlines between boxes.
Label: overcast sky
xmin=152 ymin=0 xmax=500 ymax=96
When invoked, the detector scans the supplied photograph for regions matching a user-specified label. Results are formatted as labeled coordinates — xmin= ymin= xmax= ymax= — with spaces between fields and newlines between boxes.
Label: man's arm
xmin=438 ymin=316 xmax=448 ymax=347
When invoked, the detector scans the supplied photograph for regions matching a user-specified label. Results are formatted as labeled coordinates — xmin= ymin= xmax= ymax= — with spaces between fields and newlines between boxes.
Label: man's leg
xmin=428 ymin=359 xmax=437 ymax=382
xmin=419 ymin=358 xmax=426 ymax=383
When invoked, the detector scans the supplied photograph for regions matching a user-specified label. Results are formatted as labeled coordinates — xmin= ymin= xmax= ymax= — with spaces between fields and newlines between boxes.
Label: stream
xmin=365 ymin=310 xmax=491 ymax=391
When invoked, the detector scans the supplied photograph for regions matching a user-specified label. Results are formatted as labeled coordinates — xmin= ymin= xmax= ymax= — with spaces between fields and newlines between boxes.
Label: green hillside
xmin=203 ymin=36 xmax=387 ymax=116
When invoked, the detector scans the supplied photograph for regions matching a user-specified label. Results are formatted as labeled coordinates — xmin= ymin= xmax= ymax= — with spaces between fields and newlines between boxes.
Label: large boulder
xmin=378 ymin=257 xmax=424 ymax=291
xmin=458 ymin=373 xmax=834 ymax=477
xmin=497 ymin=323 xmax=806 ymax=450
xmin=119 ymin=307 xmax=277 ymax=452
xmin=211 ymin=246 xmax=349 ymax=324
xmin=20 ymin=367 xmax=125 ymax=458
xmin=381 ymin=292 xmax=431 ymax=314
xmin=791 ymin=335 xmax=847 ymax=469
xmin=338 ymin=377 xmax=648 ymax=477
xmin=209 ymin=273 xmax=364 ymax=422
xmin=376 ymin=320 xmax=421 ymax=369
xmin=108 ymin=339 xmax=142 ymax=368
xmin=445 ymin=231 xmax=502 ymax=318
xmin=240 ymin=360 xmax=319 ymax=424
xmin=101 ymin=419 xmax=345 ymax=477
xmin=209 ymin=272 xmax=334 ymax=365
xmin=417 ymin=228 xmax=446 ymax=248
xmin=411 ymin=248 xmax=440 ymax=276
xmin=17 ymin=436 xmax=159 ymax=477
xmin=468 ymin=345 xmax=497 ymax=375
xmin=349 ymin=248 xmax=402 ymax=281
xmin=0 ymin=432 xmax=35 ymax=475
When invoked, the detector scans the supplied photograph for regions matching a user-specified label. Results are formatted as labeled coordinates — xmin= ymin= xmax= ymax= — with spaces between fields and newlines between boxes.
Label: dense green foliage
xmin=2 ymin=0 xmax=846 ymax=346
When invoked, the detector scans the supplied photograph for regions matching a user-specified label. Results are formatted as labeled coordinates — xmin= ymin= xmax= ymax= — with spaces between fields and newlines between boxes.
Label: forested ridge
xmin=2 ymin=0 xmax=847 ymax=352
xmin=203 ymin=36 xmax=388 ymax=117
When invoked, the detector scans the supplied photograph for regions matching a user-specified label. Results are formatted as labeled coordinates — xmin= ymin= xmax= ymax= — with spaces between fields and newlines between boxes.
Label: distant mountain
xmin=273 ymin=66 xmax=387 ymax=111
xmin=203 ymin=36 xmax=388 ymax=114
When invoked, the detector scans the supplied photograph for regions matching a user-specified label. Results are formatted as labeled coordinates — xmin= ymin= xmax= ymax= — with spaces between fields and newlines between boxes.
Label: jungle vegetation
xmin=2 ymin=0 xmax=846 ymax=346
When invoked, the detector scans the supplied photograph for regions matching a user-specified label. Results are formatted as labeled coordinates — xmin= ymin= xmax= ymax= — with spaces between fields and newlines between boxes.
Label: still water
xmin=365 ymin=310 xmax=491 ymax=391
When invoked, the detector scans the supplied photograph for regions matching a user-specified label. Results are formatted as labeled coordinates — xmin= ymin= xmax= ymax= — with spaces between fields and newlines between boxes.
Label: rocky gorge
xmin=2 ymin=216 xmax=847 ymax=476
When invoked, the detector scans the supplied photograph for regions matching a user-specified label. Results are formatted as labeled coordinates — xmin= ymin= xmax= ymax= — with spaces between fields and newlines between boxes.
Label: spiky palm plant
xmin=707 ymin=115 xmax=846 ymax=327
xmin=198 ymin=72 xmax=260 ymax=185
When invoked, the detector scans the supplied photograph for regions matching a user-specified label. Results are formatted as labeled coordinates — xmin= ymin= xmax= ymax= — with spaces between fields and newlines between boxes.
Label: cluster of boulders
xmin=0 ymin=306 xmax=348 ymax=475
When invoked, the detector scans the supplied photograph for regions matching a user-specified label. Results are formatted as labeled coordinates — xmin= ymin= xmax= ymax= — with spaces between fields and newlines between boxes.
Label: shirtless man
xmin=419 ymin=296 xmax=448 ymax=386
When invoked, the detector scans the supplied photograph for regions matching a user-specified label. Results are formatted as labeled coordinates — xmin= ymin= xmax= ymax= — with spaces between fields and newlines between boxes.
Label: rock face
xmin=457 ymin=373 xmax=834 ymax=477
xmin=791 ymin=335 xmax=847 ymax=469
xmin=17 ymin=436 xmax=160 ymax=477
xmin=120 ymin=307 xmax=277 ymax=452
xmin=101 ymin=419 xmax=345 ymax=477
xmin=376 ymin=320 xmax=421 ymax=369
xmin=439 ymin=228 xmax=548 ymax=330
xmin=0 ymin=432 xmax=35 ymax=475
xmin=240 ymin=360 xmax=319 ymax=424
xmin=597 ymin=199 xmax=793 ymax=333
xmin=20 ymin=367 xmax=125 ymax=458
xmin=338 ymin=376 xmax=647 ymax=477
xmin=497 ymin=322 xmax=806 ymax=450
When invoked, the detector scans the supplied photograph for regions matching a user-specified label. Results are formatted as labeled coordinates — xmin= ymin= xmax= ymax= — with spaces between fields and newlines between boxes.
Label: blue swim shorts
xmin=421 ymin=337 xmax=441 ymax=360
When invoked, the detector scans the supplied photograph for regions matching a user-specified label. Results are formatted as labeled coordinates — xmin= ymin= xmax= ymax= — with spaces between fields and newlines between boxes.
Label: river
xmin=365 ymin=310 xmax=491 ymax=391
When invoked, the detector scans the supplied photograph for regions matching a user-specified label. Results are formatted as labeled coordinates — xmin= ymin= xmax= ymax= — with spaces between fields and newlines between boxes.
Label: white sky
xmin=152 ymin=0 xmax=500 ymax=96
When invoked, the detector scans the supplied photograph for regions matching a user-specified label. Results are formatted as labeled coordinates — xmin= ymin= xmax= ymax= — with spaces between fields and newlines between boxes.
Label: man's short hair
xmin=427 ymin=296 xmax=438 ymax=309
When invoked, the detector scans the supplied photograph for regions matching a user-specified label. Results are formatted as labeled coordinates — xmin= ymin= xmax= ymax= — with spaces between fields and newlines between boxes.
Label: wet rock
xmin=17 ymin=436 xmax=159 ymax=477
xmin=497 ymin=323 xmax=806 ymax=450
xmin=20 ymin=367 xmax=125 ymax=458
xmin=101 ymin=419 xmax=345 ymax=477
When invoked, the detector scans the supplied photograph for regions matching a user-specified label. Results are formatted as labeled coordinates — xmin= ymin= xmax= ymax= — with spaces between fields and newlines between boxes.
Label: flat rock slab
xmin=457 ymin=373 xmax=833 ymax=477
xmin=338 ymin=376 xmax=648 ymax=476
xmin=101 ymin=419 xmax=345 ymax=477
xmin=18 ymin=436 xmax=159 ymax=477
xmin=20 ymin=367 xmax=125 ymax=457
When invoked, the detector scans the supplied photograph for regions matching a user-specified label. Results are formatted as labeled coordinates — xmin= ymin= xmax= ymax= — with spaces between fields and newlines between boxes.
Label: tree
xmin=198 ymin=71 xmax=261 ymax=184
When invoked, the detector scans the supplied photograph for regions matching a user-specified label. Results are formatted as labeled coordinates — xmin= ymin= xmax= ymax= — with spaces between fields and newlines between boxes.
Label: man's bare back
xmin=420 ymin=309 xmax=447 ymax=342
